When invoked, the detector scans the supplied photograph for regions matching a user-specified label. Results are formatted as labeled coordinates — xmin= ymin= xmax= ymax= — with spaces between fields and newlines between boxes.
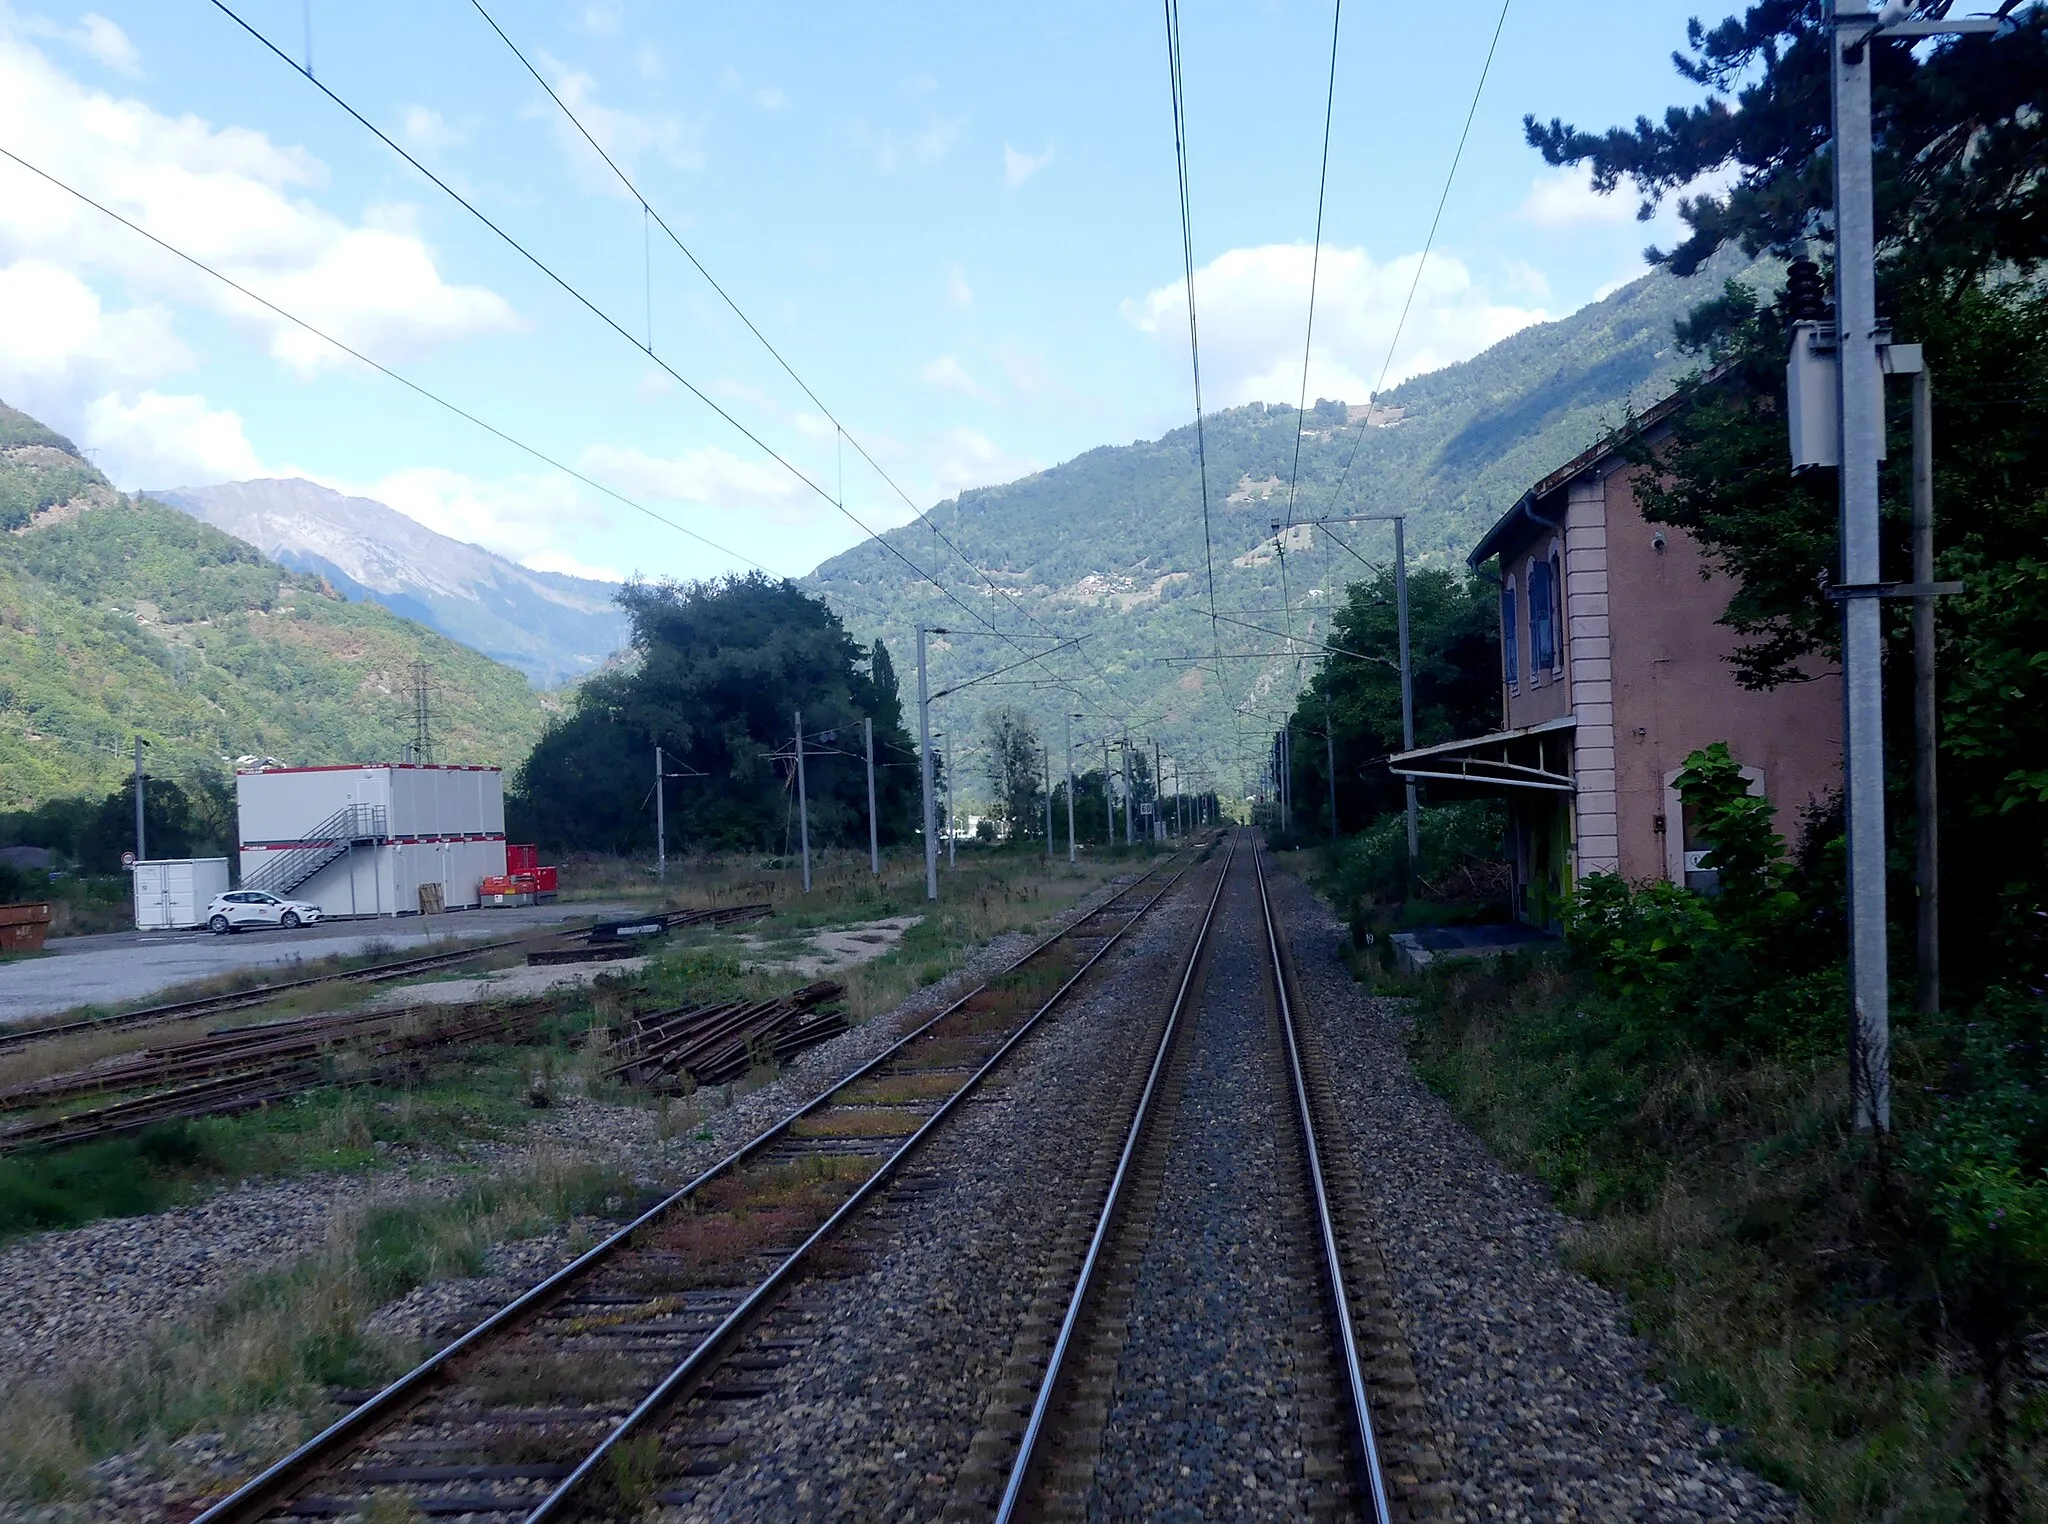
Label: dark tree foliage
xmin=511 ymin=575 xmax=921 ymax=855
xmin=1525 ymin=2 xmax=2048 ymax=284
xmin=981 ymin=707 xmax=1045 ymax=841
xmin=1283 ymin=567 xmax=1500 ymax=838
xmin=0 ymin=773 xmax=234 ymax=873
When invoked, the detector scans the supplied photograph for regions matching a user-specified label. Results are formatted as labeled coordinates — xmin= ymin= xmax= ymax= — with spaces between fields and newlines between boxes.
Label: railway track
xmin=0 ymin=903 xmax=771 ymax=1056
xmin=185 ymin=848 xmax=1207 ymax=1524
xmin=967 ymin=830 xmax=1442 ymax=1522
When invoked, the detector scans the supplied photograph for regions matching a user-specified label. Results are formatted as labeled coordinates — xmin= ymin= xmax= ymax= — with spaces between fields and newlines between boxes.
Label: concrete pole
xmin=1120 ymin=735 xmax=1133 ymax=846
xmin=1832 ymin=0 xmax=1891 ymax=1132
xmin=1044 ymin=746 xmax=1053 ymax=858
xmin=1912 ymin=364 xmax=1939 ymax=1022
xmin=655 ymin=745 xmax=666 ymax=880
xmin=945 ymin=735 xmax=956 ymax=869
xmin=1103 ymin=740 xmax=1113 ymax=846
xmin=1326 ymin=675 xmax=1340 ymax=843
xmin=864 ymin=716 xmax=880 ymax=877
xmin=1065 ymin=714 xmax=1077 ymax=864
xmin=133 ymin=735 xmax=146 ymax=864
xmin=1396 ymin=515 xmax=1419 ymax=862
xmin=1153 ymin=738 xmax=1163 ymax=843
xmin=794 ymin=711 xmax=811 ymax=894
xmin=917 ymin=625 xmax=937 ymax=902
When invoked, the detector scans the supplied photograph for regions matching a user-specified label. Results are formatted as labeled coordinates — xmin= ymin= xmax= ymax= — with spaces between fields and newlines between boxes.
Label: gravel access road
xmin=1266 ymin=864 xmax=1799 ymax=1523
xmin=0 ymin=901 xmax=638 ymax=1026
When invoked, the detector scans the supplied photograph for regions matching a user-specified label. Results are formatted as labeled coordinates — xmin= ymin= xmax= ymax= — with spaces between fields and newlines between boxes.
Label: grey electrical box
xmin=1787 ymin=321 xmax=1903 ymax=471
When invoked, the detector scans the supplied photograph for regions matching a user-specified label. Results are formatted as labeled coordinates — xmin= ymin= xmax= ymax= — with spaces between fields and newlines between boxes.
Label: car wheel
xmin=280 ymin=910 xmax=301 ymax=930
xmin=209 ymin=914 xmax=231 ymax=934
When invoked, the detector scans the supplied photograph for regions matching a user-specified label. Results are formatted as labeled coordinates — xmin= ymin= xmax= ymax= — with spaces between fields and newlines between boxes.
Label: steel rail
xmin=0 ymin=937 xmax=528 ymax=1054
xmin=993 ymin=831 xmax=1239 ymax=1524
xmin=190 ymin=850 xmax=1200 ymax=1524
xmin=1254 ymin=839 xmax=1393 ymax=1524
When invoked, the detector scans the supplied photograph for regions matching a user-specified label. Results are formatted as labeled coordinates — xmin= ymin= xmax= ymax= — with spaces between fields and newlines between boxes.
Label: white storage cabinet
xmin=133 ymin=857 xmax=232 ymax=931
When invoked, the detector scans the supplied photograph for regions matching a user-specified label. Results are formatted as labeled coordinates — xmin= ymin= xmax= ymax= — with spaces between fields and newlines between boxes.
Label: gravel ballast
xmin=644 ymin=866 xmax=1214 ymax=1522
xmin=1087 ymin=855 xmax=1352 ymax=1520
xmin=1265 ymin=863 xmax=1799 ymax=1522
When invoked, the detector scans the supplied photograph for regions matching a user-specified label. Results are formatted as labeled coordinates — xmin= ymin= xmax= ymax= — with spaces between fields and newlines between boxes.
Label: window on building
xmin=1549 ymin=549 xmax=1564 ymax=673
xmin=1502 ymin=577 xmax=1519 ymax=690
xmin=1528 ymin=556 xmax=1555 ymax=673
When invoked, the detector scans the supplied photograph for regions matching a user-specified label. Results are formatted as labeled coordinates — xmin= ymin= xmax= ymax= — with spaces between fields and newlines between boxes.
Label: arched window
xmin=1502 ymin=575 xmax=1519 ymax=691
xmin=1528 ymin=557 xmax=1555 ymax=673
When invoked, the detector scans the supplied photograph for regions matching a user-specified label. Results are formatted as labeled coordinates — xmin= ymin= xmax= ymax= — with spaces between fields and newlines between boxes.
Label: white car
xmin=206 ymin=890 xmax=323 ymax=934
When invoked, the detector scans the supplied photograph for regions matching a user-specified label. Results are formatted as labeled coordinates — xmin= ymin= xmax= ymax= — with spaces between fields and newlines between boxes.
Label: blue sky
xmin=0 ymin=0 xmax=1717 ymax=585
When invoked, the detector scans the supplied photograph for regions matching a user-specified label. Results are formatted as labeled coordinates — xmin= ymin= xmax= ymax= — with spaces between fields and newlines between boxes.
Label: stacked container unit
xmin=132 ymin=858 xmax=232 ymax=930
xmin=236 ymin=764 xmax=507 ymax=919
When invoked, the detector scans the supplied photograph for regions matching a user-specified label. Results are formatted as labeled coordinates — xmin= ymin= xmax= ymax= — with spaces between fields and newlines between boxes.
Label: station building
xmin=1390 ymin=398 xmax=1844 ymax=926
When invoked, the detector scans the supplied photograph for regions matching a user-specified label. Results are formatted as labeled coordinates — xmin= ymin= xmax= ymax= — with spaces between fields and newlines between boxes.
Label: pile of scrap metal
xmin=527 ymin=902 xmax=773 ymax=966
xmin=0 ymin=1000 xmax=556 ymax=1153
xmin=607 ymin=979 xmax=846 ymax=1091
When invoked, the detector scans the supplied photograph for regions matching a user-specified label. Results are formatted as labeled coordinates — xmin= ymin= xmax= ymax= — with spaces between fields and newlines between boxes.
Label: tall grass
xmin=0 ymin=1154 xmax=626 ymax=1502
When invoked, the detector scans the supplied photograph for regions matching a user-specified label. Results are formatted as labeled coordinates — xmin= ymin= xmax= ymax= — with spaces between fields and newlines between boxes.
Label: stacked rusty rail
xmin=607 ymin=980 xmax=846 ymax=1090
xmin=0 ymin=1000 xmax=557 ymax=1153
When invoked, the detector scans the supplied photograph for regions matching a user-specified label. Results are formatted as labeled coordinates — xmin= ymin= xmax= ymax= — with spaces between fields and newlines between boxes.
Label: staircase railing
xmin=242 ymin=804 xmax=387 ymax=899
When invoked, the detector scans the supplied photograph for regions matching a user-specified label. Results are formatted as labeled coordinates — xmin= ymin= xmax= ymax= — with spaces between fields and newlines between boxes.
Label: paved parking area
xmin=0 ymin=901 xmax=640 ymax=1026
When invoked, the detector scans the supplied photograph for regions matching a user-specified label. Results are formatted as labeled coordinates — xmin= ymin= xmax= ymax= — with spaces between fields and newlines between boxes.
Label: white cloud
xmin=25 ymin=12 xmax=140 ymax=76
xmin=85 ymin=390 xmax=266 ymax=486
xmin=1515 ymin=165 xmax=1638 ymax=231
xmin=531 ymin=54 xmax=705 ymax=190
xmin=575 ymin=2 xmax=624 ymax=37
xmin=925 ymin=427 xmax=1038 ymax=506
xmin=1125 ymin=243 xmax=1550 ymax=404
xmin=73 ymin=13 xmax=138 ymax=75
xmin=920 ymin=355 xmax=992 ymax=401
xmin=1003 ymin=142 xmax=1054 ymax=189
xmin=524 ymin=548 xmax=626 ymax=582
xmin=0 ymin=23 xmax=519 ymax=382
xmin=754 ymin=86 xmax=787 ymax=110
xmin=0 ymin=260 xmax=187 ymax=392
xmin=945 ymin=262 xmax=973 ymax=308
xmin=401 ymin=105 xmax=463 ymax=153
xmin=364 ymin=465 xmax=611 ymax=566
xmin=578 ymin=441 xmax=817 ymax=526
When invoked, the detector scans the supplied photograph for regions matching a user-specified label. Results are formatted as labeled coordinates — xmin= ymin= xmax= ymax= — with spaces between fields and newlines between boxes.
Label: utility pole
xmin=794 ymin=710 xmax=812 ymax=894
xmin=1044 ymin=746 xmax=1053 ymax=859
xmin=1065 ymin=713 xmax=1077 ymax=864
xmin=1912 ymin=363 xmax=1939 ymax=1022
xmin=1103 ymin=739 xmax=1114 ymax=847
xmin=1395 ymin=515 xmax=1418 ymax=862
xmin=945 ymin=734 xmax=956 ymax=869
xmin=1326 ymin=681 xmax=1340 ymax=843
xmin=917 ymin=625 xmax=937 ymax=902
xmin=1120 ymin=735 xmax=1133 ymax=846
xmin=133 ymin=735 xmax=146 ymax=864
xmin=864 ymin=716 xmax=880 ymax=877
xmin=655 ymin=745 xmax=666 ymax=880
xmin=1152 ymin=738 xmax=1163 ymax=844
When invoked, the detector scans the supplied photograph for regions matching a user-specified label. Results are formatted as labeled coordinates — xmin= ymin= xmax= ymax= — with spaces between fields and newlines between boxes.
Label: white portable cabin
xmin=132 ymin=857 xmax=232 ymax=930
xmin=236 ymin=764 xmax=507 ymax=919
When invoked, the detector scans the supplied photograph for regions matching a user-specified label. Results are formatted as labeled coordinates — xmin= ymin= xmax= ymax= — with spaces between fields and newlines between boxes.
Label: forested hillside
xmin=0 ymin=401 xmax=552 ymax=810
xmin=811 ymin=249 xmax=1763 ymax=793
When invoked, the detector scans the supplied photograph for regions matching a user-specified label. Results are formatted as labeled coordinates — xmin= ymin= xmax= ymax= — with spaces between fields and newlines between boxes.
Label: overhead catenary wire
xmin=205 ymin=1 xmax=1100 ymax=718
xmin=1326 ymin=0 xmax=1513 ymax=515
xmin=461 ymin=0 xmax=1138 ymax=734
xmin=0 ymin=146 xmax=919 ymax=629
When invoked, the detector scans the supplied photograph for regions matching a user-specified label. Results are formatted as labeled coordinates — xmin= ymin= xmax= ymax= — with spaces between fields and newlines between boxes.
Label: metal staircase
xmin=243 ymin=804 xmax=386 ymax=898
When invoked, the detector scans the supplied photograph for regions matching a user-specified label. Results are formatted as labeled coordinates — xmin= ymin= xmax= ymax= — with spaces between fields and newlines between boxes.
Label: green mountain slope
xmin=0 ymin=401 xmax=553 ymax=810
xmin=810 ymin=252 xmax=1765 ymax=794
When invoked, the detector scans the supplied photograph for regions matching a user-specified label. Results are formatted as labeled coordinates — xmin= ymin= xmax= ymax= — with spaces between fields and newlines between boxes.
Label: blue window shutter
xmin=1503 ymin=581 xmax=1519 ymax=689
